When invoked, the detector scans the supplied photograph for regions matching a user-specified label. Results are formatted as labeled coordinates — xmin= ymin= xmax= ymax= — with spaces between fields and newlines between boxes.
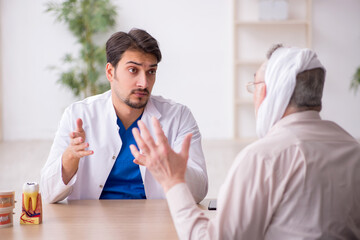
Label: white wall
xmin=0 ymin=0 xmax=359 ymax=141
xmin=0 ymin=0 xmax=232 ymax=141
xmin=1 ymin=0 xmax=78 ymax=140
xmin=313 ymin=0 xmax=360 ymax=138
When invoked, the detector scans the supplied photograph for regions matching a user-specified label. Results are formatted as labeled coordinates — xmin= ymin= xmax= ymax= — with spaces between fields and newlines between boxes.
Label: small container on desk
xmin=0 ymin=191 xmax=15 ymax=228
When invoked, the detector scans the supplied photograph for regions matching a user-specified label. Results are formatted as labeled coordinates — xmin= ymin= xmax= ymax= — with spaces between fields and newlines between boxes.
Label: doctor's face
xmin=106 ymin=49 xmax=158 ymax=109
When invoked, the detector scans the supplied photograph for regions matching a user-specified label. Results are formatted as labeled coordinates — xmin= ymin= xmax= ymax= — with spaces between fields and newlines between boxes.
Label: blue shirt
xmin=100 ymin=115 xmax=146 ymax=199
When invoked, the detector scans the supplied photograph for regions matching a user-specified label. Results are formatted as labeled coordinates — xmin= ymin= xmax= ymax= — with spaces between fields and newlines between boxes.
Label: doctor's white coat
xmin=40 ymin=91 xmax=208 ymax=203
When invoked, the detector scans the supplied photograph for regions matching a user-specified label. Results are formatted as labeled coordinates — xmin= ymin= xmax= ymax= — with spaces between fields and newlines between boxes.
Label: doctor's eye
xmin=128 ymin=67 xmax=137 ymax=73
xmin=148 ymin=69 xmax=157 ymax=75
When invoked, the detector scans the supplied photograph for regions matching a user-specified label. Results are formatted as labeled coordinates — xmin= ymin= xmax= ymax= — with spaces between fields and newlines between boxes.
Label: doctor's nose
xmin=136 ymin=73 xmax=148 ymax=89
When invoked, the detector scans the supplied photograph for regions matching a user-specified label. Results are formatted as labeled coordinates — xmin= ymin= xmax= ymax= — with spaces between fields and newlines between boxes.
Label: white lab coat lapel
xmin=139 ymin=97 xmax=163 ymax=198
xmin=92 ymin=94 xmax=122 ymax=198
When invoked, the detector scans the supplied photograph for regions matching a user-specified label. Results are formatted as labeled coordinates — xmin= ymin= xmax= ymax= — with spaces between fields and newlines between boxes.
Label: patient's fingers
xmin=137 ymin=120 xmax=157 ymax=150
xmin=180 ymin=133 xmax=192 ymax=159
xmin=152 ymin=117 xmax=168 ymax=146
xmin=132 ymin=126 xmax=151 ymax=155
xmin=130 ymin=144 xmax=146 ymax=166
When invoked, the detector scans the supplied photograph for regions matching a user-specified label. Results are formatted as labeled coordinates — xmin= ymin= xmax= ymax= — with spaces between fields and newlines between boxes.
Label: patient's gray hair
xmin=289 ymin=68 xmax=325 ymax=109
xmin=266 ymin=43 xmax=284 ymax=59
xmin=266 ymin=44 xmax=325 ymax=111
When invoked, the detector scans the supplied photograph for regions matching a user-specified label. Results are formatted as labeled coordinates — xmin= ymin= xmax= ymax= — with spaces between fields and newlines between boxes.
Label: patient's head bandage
xmin=256 ymin=47 xmax=325 ymax=138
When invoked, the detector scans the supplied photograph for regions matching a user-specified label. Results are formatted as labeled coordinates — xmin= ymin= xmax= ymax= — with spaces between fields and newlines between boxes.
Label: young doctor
xmin=40 ymin=29 xmax=208 ymax=203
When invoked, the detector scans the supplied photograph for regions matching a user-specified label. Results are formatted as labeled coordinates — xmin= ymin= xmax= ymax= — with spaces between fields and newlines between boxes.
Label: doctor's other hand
xmin=62 ymin=118 xmax=93 ymax=184
xmin=130 ymin=117 xmax=192 ymax=193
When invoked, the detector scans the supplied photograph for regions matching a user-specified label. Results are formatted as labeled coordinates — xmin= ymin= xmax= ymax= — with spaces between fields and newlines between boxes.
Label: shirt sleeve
xmin=40 ymin=107 xmax=78 ymax=203
xmin=173 ymin=106 xmax=208 ymax=203
xmin=166 ymin=183 xmax=214 ymax=240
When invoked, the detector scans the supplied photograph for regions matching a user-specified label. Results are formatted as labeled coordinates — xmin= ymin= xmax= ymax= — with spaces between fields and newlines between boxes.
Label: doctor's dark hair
xmin=266 ymin=44 xmax=325 ymax=111
xmin=106 ymin=28 xmax=162 ymax=67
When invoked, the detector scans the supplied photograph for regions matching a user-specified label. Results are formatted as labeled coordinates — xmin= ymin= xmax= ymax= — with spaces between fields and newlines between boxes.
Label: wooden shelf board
xmin=236 ymin=61 xmax=263 ymax=66
xmin=235 ymin=99 xmax=253 ymax=105
xmin=236 ymin=20 xmax=309 ymax=26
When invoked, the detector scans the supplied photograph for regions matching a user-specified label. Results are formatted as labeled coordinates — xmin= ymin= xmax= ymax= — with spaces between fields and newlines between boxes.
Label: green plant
xmin=46 ymin=0 xmax=117 ymax=97
xmin=351 ymin=66 xmax=360 ymax=95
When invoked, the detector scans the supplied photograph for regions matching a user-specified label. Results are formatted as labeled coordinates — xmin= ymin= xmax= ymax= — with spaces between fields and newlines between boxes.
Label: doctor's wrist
xmin=61 ymin=151 xmax=80 ymax=185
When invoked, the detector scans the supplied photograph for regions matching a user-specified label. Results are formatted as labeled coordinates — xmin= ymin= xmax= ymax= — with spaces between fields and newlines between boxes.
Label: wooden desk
xmin=1 ymin=199 xmax=215 ymax=240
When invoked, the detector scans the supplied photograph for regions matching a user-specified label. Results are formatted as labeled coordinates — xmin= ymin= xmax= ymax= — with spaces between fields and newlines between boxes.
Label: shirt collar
xmin=268 ymin=110 xmax=321 ymax=134
xmin=143 ymin=96 xmax=161 ymax=120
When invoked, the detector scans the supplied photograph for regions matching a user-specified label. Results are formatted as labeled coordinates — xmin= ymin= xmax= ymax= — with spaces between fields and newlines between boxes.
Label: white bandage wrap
xmin=256 ymin=47 xmax=325 ymax=138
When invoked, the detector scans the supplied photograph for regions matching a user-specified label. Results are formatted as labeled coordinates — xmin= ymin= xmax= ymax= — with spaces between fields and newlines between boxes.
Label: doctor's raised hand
xmin=62 ymin=118 xmax=93 ymax=185
xmin=130 ymin=117 xmax=192 ymax=193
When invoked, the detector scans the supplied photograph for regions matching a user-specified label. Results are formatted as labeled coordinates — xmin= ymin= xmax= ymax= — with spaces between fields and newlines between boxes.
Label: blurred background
xmin=1 ymin=0 xmax=359 ymax=199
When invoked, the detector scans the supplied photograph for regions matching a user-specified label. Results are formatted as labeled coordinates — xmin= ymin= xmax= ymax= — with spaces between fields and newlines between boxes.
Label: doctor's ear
xmin=106 ymin=63 xmax=115 ymax=82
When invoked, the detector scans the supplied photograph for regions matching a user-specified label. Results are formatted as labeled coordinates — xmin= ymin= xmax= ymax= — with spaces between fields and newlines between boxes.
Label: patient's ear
xmin=106 ymin=63 xmax=115 ymax=82
xmin=260 ymin=83 xmax=266 ymax=100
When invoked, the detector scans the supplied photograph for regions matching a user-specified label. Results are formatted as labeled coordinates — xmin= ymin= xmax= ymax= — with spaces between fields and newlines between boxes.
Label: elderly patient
xmin=130 ymin=44 xmax=360 ymax=239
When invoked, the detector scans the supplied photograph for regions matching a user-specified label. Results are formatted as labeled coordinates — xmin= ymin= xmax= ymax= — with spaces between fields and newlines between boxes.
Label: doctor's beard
xmin=123 ymin=89 xmax=150 ymax=109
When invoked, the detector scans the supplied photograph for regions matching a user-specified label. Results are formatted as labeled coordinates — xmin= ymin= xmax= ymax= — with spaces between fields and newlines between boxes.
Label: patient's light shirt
xmin=166 ymin=111 xmax=360 ymax=239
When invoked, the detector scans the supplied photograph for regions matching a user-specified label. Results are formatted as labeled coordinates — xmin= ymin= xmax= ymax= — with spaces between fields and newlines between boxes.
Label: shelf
xmin=235 ymin=61 xmax=263 ymax=67
xmin=233 ymin=0 xmax=312 ymax=139
xmin=236 ymin=20 xmax=310 ymax=26
xmin=235 ymin=98 xmax=253 ymax=105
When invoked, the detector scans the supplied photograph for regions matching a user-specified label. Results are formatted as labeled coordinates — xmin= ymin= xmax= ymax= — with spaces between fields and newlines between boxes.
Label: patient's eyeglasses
xmin=246 ymin=81 xmax=265 ymax=94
